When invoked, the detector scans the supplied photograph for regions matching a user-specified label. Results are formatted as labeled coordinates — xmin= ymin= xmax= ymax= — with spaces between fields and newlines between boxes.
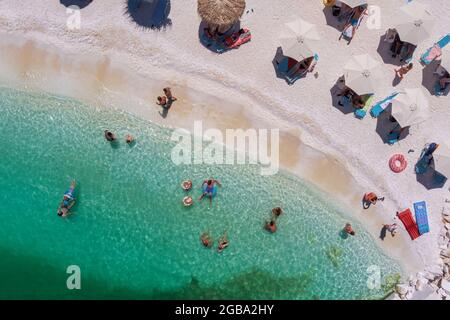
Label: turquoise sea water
xmin=0 ymin=87 xmax=402 ymax=299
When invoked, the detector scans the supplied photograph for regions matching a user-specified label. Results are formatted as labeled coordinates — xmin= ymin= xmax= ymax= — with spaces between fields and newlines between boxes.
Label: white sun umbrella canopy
xmin=391 ymin=88 xmax=431 ymax=127
xmin=340 ymin=0 xmax=368 ymax=8
xmin=392 ymin=1 xmax=435 ymax=45
xmin=279 ymin=18 xmax=320 ymax=62
xmin=433 ymin=143 xmax=450 ymax=178
xmin=343 ymin=54 xmax=383 ymax=95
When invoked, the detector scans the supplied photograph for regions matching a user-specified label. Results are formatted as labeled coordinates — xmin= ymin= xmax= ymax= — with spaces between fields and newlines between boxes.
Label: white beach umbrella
xmin=279 ymin=18 xmax=320 ymax=61
xmin=343 ymin=54 xmax=383 ymax=95
xmin=433 ymin=143 xmax=450 ymax=178
xmin=340 ymin=0 xmax=368 ymax=9
xmin=392 ymin=1 xmax=435 ymax=45
xmin=391 ymin=88 xmax=430 ymax=127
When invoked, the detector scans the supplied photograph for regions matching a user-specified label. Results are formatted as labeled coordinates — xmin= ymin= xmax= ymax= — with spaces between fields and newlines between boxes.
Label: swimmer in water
xmin=272 ymin=207 xmax=283 ymax=218
xmin=126 ymin=134 xmax=134 ymax=144
xmin=200 ymin=232 xmax=213 ymax=248
xmin=58 ymin=180 xmax=76 ymax=217
xmin=104 ymin=130 xmax=116 ymax=142
xmin=217 ymin=232 xmax=229 ymax=253
xmin=264 ymin=219 xmax=277 ymax=233
xmin=198 ymin=178 xmax=222 ymax=205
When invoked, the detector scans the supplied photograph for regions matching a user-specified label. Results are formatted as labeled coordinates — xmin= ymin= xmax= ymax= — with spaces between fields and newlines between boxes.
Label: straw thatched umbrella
xmin=198 ymin=0 xmax=246 ymax=33
xmin=391 ymin=88 xmax=430 ymax=127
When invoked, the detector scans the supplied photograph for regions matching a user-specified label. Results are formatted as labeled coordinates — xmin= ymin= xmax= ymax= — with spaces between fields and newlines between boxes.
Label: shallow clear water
xmin=0 ymin=87 xmax=401 ymax=299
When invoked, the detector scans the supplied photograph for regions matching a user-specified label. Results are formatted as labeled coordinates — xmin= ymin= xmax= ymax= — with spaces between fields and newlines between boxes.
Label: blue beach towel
xmin=421 ymin=34 xmax=450 ymax=65
xmin=414 ymin=201 xmax=430 ymax=235
xmin=370 ymin=93 xmax=399 ymax=118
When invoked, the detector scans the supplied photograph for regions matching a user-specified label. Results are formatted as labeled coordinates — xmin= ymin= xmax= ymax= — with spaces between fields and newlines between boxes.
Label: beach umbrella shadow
xmin=125 ymin=0 xmax=172 ymax=30
xmin=322 ymin=7 xmax=344 ymax=32
xmin=416 ymin=163 xmax=448 ymax=190
xmin=330 ymin=78 xmax=354 ymax=115
xmin=421 ymin=60 xmax=449 ymax=96
xmin=60 ymin=0 xmax=93 ymax=9
xmin=197 ymin=21 xmax=239 ymax=54
xmin=375 ymin=105 xmax=409 ymax=144
xmin=376 ymin=35 xmax=404 ymax=67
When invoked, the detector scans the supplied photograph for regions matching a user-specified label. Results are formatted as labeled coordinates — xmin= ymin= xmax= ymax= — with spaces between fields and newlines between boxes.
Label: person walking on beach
xmin=163 ymin=87 xmax=177 ymax=103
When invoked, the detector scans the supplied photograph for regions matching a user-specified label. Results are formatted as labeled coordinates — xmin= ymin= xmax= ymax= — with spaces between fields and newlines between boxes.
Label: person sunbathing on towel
xmin=352 ymin=95 xmax=365 ymax=109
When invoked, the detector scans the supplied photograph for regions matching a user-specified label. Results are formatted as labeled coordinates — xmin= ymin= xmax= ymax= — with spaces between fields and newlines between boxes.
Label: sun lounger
xmin=435 ymin=81 xmax=450 ymax=96
xmin=285 ymin=54 xmax=319 ymax=85
xmin=397 ymin=209 xmax=420 ymax=240
xmin=414 ymin=201 xmax=430 ymax=235
xmin=354 ymin=95 xmax=374 ymax=119
xmin=340 ymin=9 xmax=366 ymax=43
xmin=388 ymin=131 xmax=400 ymax=145
xmin=370 ymin=93 xmax=399 ymax=118
xmin=421 ymin=34 xmax=450 ymax=65
xmin=224 ymin=28 xmax=251 ymax=49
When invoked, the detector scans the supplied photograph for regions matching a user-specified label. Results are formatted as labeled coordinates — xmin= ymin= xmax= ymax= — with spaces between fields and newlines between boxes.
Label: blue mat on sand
xmin=414 ymin=201 xmax=430 ymax=235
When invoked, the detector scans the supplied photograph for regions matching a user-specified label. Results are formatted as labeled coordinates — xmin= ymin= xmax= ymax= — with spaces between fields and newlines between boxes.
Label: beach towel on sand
xmin=370 ymin=93 xmax=399 ymax=118
xmin=414 ymin=201 xmax=430 ymax=235
xmin=354 ymin=95 xmax=374 ymax=119
xmin=421 ymin=34 xmax=450 ymax=65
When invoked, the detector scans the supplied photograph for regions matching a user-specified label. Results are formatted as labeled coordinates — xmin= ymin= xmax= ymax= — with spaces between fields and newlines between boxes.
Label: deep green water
xmin=0 ymin=87 xmax=401 ymax=299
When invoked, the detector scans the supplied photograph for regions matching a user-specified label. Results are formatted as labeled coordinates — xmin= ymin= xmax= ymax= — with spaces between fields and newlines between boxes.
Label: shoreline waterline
xmin=0 ymin=33 xmax=424 ymax=276
xmin=0 ymin=87 xmax=403 ymax=299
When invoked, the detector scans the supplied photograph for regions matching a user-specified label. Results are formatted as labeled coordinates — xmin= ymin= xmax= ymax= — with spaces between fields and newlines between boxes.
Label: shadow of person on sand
xmin=379 ymin=225 xmax=387 ymax=241
xmin=60 ymin=0 xmax=93 ymax=9
xmin=125 ymin=0 xmax=172 ymax=30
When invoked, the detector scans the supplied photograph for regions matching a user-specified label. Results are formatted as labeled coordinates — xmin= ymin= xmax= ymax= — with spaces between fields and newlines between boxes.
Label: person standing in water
xmin=264 ymin=220 xmax=277 ymax=233
xmin=344 ymin=223 xmax=355 ymax=236
xmin=198 ymin=178 xmax=222 ymax=205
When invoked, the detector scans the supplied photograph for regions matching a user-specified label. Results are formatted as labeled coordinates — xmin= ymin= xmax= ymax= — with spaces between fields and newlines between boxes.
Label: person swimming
xmin=183 ymin=196 xmax=193 ymax=207
xmin=218 ymin=232 xmax=229 ymax=253
xmin=198 ymin=178 xmax=222 ymax=205
xmin=58 ymin=180 xmax=76 ymax=217
xmin=126 ymin=134 xmax=134 ymax=144
xmin=182 ymin=180 xmax=193 ymax=191
xmin=264 ymin=219 xmax=277 ymax=233
xmin=272 ymin=207 xmax=283 ymax=218
xmin=200 ymin=232 xmax=213 ymax=248
xmin=104 ymin=130 xmax=116 ymax=142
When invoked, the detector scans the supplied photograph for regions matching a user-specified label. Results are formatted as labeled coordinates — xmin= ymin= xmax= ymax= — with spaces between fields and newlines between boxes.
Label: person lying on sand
xmin=395 ymin=63 xmax=413 ymax=80
xmin=440 ymin=77 xmax=450 ymax=90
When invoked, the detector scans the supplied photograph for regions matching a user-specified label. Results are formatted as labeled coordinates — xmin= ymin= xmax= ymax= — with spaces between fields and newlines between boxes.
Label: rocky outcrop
xmin=391 ymin=204 xmax=450 ymax=300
